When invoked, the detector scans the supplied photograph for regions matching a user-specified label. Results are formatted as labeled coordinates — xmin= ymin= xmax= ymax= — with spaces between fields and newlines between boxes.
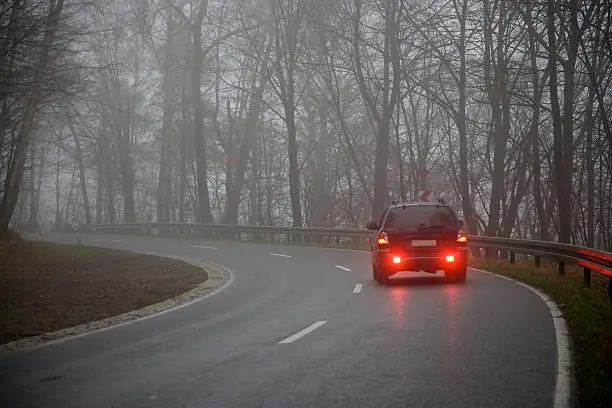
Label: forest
xmin=1 ymin=0 xmax=611 ymax=250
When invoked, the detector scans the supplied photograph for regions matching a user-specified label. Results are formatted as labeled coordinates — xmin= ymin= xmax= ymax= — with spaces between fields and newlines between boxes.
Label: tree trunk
xmin=95 ymin=130 xmax=105 ymax=224
xmin=374 ymin=0 xmax=393 ymax=219
xmin=584 ymin=90 xmax=596 ymax=247
xmin=223 ymin=45 xmax=269 ymax=224
xmin=393 ymin=107 xmax=405 ymax=202
xmin=191 ymin=3 xmax=214 ymax=223
xmin=0 ymin=100 xmax=38 ymax=234
xmin=178 ymin=67 xmax=190 ymax=223
xmin=178 ymin=110 xmax=187 ymax=223
xmin=64 ymin=166 xmax=76 ymax=230
xmin=524 ymin=2 xmax=549 ymax=240
xmin=34 ymin=145 xmax=45 ymax=229
xmin=501 ymin=142 xmax=530 ymax=237
xmin=120 ymin=108 xmax=135 ymax=222
xmin=105 ymin=135 xmax=116 ymax=223
xmin=310 ymin=99 xmax=329 ymax=226
xmin=547 ymin=0 xmax=565 ymax=242
xmin=54 ymin=143 xmax=62 ymax=230
xmin=286 ymin=110 xmax=302 ymax=228
xmin=557 ymin=0 xmax=579 ymax=243
xmin=271 ymin=0 xmax=303 ymax=227
xmin=27 ymin=145 xmax=40 ymax=231
xmin=68 ymin=121 xmax=92 ymax=224
xmin=483 ymin=0 xmax=508 ymax=238
xmin=157 ymin=9 xmax=176 ymax=222
xmin=456 ymin=0 xmax=477 ymax=234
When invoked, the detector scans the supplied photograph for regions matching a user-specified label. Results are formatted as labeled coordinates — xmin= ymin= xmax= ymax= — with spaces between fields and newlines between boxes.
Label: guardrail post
xmin=470 ymin=246 xmax=481 ymax=258
xmin=509 ymin=252 xmax=516 ymax=264
xmin=534 ymin=256 xmax=541 ymax=268
xmin=583 ymin=267 xmax=591 ymax=288
xmin=484 ymin=248 xmax=491 ymax=259
xmin=558 ymin=261 xmax=566 ymax=277
xmin=499 ymin=249 xmax=507 ymax=260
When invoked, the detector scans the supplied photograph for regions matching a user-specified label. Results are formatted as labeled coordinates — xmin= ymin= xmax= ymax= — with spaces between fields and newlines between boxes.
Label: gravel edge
xmin=0 ymin=259 xmax=230 ymax=353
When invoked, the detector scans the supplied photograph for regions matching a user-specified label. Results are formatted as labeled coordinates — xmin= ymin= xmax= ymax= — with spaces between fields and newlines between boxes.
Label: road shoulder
xmin=470 ymin=267 xmax=572 ymax=408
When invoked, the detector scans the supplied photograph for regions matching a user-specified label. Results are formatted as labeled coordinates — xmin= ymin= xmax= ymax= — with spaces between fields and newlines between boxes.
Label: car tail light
xmin=457 ymin=229 xmax=467 ymax=244
xmin=392 ymin=256 xmax=401 ymax=264
xmin=446 ymin=255 xmax=455 ymax=263
xmin=377 ymin=231 xmax=389 ymax=246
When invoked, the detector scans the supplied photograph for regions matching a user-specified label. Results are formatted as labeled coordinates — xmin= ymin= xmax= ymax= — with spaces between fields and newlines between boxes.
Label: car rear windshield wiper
xmin=417 ymin=224 xmax=448 ymax=230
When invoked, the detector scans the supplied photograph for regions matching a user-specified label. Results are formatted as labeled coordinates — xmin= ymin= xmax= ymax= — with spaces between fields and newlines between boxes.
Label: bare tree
xmin=0 ymin=0 xmax=66 ymax=235
xmin=266 ymin=0 xmax=310 ymax=227
xmin=352 ymin=0 xmax=401 ymax=220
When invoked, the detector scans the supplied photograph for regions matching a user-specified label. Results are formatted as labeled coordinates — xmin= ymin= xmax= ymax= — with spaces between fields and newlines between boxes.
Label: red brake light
xmin=457 ymin=230 xmax=467 ymax=244
xmin=446 ymin=255 xmax=455 ymax=263
xmin=377 ymin=232 xmax=389 ymax=246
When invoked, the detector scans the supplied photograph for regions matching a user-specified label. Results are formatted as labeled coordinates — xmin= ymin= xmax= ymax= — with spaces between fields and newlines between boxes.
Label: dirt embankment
xmin=0 ymin=236 xmax=208 ymax=345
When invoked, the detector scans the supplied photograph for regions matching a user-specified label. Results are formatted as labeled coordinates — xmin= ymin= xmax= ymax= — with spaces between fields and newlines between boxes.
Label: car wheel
xmin=376 ymin=267 xmax=389 ymax=285
xmin=372 ymin=264 xmax=378 ymax=281
xmin=447 ymin=266 xmax=467 ymax=283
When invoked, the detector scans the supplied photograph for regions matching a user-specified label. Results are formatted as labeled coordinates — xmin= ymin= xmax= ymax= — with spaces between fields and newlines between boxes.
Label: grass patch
xmin=0 ymin=238 xmax=207 ymax=345
xmin=470 ymin=257 xmax=612 ymax=408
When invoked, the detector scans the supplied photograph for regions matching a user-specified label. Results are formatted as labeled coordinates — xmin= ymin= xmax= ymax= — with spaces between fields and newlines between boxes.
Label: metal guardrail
xmin=79 ymin=222 xmax=612 ymax=298
xmin=79 ymin=222 xmax=370 ymax=239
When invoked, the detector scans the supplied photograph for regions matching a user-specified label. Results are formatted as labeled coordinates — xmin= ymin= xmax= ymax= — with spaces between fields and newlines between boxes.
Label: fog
xmin=1 ymin=0 xmax=611 ymax=249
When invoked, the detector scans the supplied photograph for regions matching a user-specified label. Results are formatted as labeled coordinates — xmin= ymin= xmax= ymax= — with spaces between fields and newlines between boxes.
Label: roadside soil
xmin=0 ymin=237 xmax=207 ymax=345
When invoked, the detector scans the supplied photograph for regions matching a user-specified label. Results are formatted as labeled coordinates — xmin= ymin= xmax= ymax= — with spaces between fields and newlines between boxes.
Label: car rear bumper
xmin=377 ymin=250 xmax=467 ymax=273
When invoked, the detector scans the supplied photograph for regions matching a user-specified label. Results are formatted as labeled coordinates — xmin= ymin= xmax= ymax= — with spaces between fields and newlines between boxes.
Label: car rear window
xmin=383 ymin=206 xmax=458 ymax=229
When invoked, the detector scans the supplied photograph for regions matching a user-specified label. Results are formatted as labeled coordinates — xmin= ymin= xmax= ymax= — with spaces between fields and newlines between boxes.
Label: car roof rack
xmin=389 ymin=199 xmax=448 ymax=208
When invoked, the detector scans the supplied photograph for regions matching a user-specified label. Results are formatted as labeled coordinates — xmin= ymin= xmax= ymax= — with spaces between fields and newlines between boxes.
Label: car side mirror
xmin=366 ymin=221 xmax=379 ymax=230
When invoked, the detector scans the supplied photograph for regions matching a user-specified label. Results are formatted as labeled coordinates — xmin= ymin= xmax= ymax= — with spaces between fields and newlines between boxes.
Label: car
xmin=366 ymin=201 xmax=468 ymax=285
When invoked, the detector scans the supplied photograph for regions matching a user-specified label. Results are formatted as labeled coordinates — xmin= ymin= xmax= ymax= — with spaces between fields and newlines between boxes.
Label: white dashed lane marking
xmin=335 ymin=265 xmax=352 ymax=271
xmin=278 ymin=321 xmax=327 ymax=344
xmin=188 ymin=245 xmax=218 ymax=250
xmin=353 ymin=283 xmax=363 ymax=293
xmin=269 ymin=253 xmax=292 ymax=258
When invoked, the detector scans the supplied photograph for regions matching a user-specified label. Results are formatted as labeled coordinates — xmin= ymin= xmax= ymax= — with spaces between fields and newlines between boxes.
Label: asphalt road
xmin=0 ymin=233 xmax=556 ymax=408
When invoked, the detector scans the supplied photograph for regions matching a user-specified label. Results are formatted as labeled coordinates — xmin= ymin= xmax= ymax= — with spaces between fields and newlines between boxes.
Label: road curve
xmin=0 ymin=233 xmax=556 ymax=408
